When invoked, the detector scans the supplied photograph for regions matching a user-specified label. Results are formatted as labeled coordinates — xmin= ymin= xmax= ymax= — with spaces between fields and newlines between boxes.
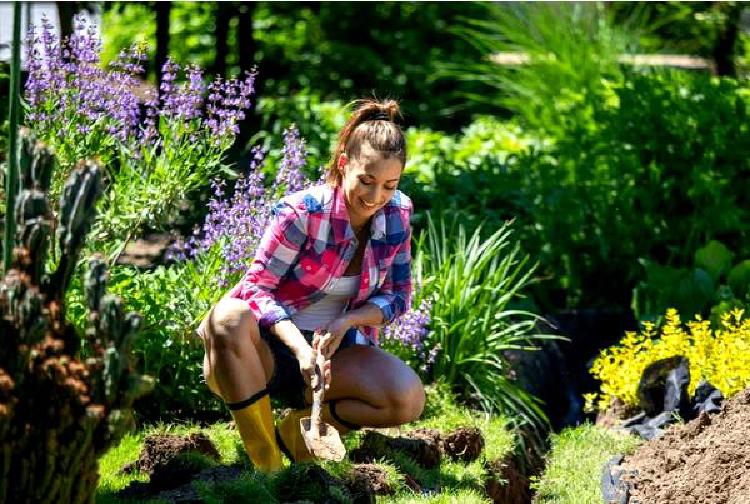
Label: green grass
xmin=96 ymin=382 xmax=515 ymax=503
xmin=531 ymin=423 xmax=641 ymax=504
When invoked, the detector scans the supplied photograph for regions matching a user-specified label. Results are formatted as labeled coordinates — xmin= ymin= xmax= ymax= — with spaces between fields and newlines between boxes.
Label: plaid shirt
xmin=228 ymin=183 xmax=413 ymax=345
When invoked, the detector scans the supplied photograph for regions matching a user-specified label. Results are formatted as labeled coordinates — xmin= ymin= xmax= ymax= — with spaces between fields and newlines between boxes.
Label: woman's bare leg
xmin=307 ymin=345 xmax=425 ymax=428
xmin=198 ymin=297 xmax=274 ymax=402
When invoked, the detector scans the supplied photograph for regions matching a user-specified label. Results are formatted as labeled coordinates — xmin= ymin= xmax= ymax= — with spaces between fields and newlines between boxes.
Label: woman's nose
xmin=368 ymin=186 xmax=381 ymax=203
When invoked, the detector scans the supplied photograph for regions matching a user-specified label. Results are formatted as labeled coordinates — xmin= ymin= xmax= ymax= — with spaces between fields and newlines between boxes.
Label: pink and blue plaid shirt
xmin=228 ymin=183 xmax=413 ymax=345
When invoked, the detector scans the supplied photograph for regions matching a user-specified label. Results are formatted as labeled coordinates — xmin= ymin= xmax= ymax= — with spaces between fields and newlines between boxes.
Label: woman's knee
xmin=387 ymin=374 xmax=425 ymax=425
xmin=200 ymin=297 xmax=258 ymax=351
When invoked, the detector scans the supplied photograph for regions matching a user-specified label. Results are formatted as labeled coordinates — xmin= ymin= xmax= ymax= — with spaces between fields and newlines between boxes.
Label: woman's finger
xmin=324 ymin=360 xmax=332 ymax=389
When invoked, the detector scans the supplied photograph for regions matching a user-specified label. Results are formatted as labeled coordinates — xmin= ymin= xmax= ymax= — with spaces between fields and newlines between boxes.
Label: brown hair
xmin=325 ymin=99 xmax=406 ymax=186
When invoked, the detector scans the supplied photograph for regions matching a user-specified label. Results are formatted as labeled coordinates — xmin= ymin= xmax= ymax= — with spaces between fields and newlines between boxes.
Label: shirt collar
xmin=331 ymin=185 xmax=386 ymax=243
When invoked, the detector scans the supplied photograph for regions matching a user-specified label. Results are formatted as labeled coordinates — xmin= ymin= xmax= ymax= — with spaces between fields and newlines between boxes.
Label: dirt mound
xmin=121 ymin=432 xmax=220 ymax=476
xmin=350 ymin=430 xmax=442 ymax=469
xmin=274 ymin=463 xmax=375 ymax=504
xmin=118 ymin=464 xmax=245 ymax=503
xmin=350 ymin=464 xmax=393 ymax=496
xmin=617 ymin=388 xmax=750 ymax=503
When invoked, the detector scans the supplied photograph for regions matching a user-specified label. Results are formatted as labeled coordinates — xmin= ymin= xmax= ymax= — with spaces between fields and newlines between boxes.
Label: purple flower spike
xmin=384 ymin=297 xmax=433 ymax=359
xmin=275 ymin=125 xmax=308 ymax=195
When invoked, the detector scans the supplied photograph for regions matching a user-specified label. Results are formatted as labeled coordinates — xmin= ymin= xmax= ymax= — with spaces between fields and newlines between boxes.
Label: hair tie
xmin=369 ymin=111 xmax=391 ymax=122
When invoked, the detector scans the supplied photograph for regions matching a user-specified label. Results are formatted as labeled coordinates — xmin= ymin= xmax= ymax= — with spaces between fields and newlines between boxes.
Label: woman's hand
xmin=294 ymin=342 xmax=332 ymax=390
xmin=314 ymin=315 xmax=353 ymax=360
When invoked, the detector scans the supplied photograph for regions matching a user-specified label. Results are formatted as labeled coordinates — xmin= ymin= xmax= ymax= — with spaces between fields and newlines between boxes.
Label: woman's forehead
xmin=354 ymin=142 xmax=401 ymax=169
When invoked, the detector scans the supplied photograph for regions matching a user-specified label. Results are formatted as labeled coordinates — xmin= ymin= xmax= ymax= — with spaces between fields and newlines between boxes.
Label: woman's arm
xmin=230 ymin=200 xmax=309 ymax=343
xmin=340 ymin=303 xmax=385 ymax=327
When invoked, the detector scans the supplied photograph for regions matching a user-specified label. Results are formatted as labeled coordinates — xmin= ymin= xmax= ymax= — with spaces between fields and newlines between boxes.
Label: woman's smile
xmin=359 ymin=197 xmax=379 ymax=209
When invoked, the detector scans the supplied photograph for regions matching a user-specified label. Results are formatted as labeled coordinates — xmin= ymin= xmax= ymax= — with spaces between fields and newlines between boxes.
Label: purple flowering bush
xmin=24 ymin=15 xmax=256 ymax=259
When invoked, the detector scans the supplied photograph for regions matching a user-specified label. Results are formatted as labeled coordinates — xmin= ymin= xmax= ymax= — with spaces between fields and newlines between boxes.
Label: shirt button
xmin=305 ymin=265 xmax=312 ymax=271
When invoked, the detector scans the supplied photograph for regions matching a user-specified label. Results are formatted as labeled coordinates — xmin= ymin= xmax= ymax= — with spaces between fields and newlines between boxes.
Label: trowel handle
xmin=310 ymin=349 xmax=327 ymax=433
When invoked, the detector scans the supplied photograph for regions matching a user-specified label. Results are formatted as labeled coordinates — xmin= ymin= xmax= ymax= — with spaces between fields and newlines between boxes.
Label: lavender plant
xmin=24 ymin=15 xmax=256 ymax=260
xmin=169 ymin=125 xmax=311 ymax=287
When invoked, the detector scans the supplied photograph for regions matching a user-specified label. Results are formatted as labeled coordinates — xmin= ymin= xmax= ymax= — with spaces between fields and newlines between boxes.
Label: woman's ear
xmin=337 ymin=153 xmax=348 ymax=173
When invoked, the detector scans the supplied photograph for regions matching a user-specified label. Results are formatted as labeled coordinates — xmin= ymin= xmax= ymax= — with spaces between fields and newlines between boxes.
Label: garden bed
xmin=97 ymin=386 xmax=524 ymax=503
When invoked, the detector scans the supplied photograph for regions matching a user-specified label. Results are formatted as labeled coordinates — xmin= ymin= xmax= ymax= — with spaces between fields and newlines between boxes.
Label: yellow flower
xmin=589 ymin=308 xmax=750 ymax=412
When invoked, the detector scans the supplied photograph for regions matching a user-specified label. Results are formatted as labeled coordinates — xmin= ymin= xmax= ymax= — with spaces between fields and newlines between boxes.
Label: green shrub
xmin=446 ymin=2 xmax=635 ymax=136
xmin=504 ymin=71 xmax=750 ymax=311
xmin=67 ymin=254 xmax=223 ymax=420
xmin=254 ymin=93 xmax=347 ymax=175
xmin=402 ymin=117 xmax=538 ymax=233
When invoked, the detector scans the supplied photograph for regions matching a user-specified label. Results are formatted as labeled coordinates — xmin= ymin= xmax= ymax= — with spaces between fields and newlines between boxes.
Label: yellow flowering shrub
xmin=585 ymin=308 xmax=750 ymax=413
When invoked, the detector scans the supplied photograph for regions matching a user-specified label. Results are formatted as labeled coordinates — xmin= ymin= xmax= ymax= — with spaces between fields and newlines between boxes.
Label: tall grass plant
xmin=413 ymin=214 xmax=558 ymax=429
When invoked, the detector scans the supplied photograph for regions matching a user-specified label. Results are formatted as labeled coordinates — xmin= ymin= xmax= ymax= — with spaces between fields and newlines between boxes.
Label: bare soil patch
xmin=485 ymin=454 xmax=529 ymax=504
xmin=617 ymin=388 xmax=750 ymax=503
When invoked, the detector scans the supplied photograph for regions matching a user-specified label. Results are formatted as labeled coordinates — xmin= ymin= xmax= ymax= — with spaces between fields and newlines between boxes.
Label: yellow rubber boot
xmin=227 ymin=391 xmax=283 ymax=473
xmin=276 ymin=401 xmax=360 ymax=463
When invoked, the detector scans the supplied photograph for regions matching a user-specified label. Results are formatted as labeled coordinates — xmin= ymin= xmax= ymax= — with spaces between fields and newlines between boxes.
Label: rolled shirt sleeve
xmin=229 ymin=200 xmax=307 ymax=328
xmin=366 ymin=205 xmax=413 ymax=325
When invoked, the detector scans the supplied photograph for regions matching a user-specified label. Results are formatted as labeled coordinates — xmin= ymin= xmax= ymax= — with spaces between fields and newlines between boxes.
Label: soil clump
xmin=443 ymin=427 xmax=485 ymax=461
xmin=120 ymin=432 xmax=220 ymax=476
xmin=617 ymin=388 xmax=750 ymax=503
xmin=485 ymin=454 xmax=530 ymax=504
xmin=349 ymin=430 xmax=442 ymax=469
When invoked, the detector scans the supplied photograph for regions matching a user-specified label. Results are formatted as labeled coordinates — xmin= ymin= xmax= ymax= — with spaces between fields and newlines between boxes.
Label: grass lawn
xmin=96 ymin=384 xmax=515 ymax=503
xmin=530 ymin=423 xmax=641 ymax=504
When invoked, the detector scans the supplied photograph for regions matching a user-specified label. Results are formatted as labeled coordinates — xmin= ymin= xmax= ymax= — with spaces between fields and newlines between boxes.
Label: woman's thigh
xmin=307 ymin=345 xmax=424 ymax=410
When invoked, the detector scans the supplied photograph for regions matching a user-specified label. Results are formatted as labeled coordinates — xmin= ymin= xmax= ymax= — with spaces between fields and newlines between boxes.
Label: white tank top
xmin=291 ymin=275 xmax=360 ymax=333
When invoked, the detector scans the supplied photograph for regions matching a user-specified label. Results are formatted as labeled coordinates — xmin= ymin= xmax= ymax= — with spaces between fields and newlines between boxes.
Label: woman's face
xmin=339 ymin=142 xmax=403 ymax=226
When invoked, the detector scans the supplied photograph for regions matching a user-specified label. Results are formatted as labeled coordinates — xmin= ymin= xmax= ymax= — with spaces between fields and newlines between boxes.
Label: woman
xmin=198 ymin=99 xmax=425 ymax=472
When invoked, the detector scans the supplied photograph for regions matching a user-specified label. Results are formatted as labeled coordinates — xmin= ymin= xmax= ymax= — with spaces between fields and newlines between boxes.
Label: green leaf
xmin=728 ymin=260 xmax=750 ymax=299
xmin=695 ymin=240 xmax=734 ymax=281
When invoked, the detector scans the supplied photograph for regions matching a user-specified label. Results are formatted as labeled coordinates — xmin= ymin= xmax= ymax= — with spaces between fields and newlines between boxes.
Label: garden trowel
xmin=300 ymin=346 xmax=346 ymax=461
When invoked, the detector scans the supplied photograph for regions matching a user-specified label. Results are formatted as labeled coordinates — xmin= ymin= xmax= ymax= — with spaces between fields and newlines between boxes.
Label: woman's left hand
xmin=314 ymin=315 xmax=353 ymax=360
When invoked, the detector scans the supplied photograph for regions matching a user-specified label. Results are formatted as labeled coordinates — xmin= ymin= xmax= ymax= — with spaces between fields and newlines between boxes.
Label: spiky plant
xmin=0 ymin=129 xmax=153 ymax=503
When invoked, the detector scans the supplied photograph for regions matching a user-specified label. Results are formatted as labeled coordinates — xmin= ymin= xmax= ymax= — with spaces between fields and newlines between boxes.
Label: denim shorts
xmin=260 ymin=325 xmax=368 ymax=409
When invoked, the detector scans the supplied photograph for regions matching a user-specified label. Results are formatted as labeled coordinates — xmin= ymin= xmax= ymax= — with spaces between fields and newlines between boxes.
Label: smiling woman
xmin=197 ymin=99 xmax=424 ymax=472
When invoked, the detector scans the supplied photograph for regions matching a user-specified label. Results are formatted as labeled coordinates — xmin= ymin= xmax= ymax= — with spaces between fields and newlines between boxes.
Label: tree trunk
xmin=212 ymin=2 xmax=231 ymax=79
xmin=234 ymin=2 xmax=259 ymax=159
xmin=154 ymin=1 xmax=172 ymax=95
xmin=56 ymin=1 xmax=77 ymax=42
xmin=713 ymin=3 xmax=742 ymax=77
